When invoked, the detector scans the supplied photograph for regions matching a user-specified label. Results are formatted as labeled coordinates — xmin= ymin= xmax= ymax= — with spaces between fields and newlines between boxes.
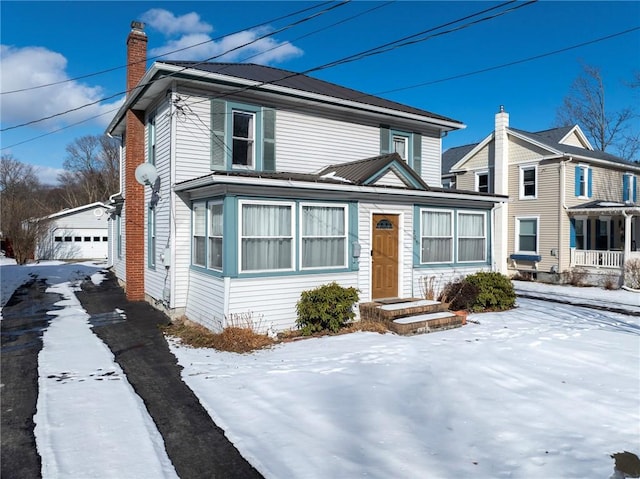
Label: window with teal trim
xmin=301 ymin=204 xmax=347 ymax=269
xmin=208 ymin=203 xmax=223 ymax=270
xmin=380 ymin=126 xmax=422 ymax=174
xmin=421 ymin=209 xmax=453 ymax=263
xmin=192 ymin=202 xmax=206 ymax=267
xmin=457 ymin=212 xmax=486 ymax=262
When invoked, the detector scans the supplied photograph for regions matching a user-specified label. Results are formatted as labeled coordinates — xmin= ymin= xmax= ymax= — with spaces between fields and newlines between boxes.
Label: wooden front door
xmin=372 ymin=214 xmax=399 ymax=299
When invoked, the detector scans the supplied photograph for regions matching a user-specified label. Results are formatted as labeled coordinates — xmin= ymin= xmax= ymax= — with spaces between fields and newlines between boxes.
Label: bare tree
xmin=0 ymin=155 xmax=52 ymax=264
xmin=57 ymin=134 xmax=120 ymax=207
xmin=555 ymin=64 xmax=639 ymax=162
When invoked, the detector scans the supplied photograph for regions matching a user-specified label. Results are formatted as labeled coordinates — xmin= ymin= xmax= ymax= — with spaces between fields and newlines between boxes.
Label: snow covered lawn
xmin=170 ymin=297 xmax=640 ymax=479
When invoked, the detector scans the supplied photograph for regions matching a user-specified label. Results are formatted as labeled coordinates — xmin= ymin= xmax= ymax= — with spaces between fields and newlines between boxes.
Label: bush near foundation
xmin=296 ymin=282 xmax=359 ymax=335
xmin=440 ymin=272 xmax=515 ymax=313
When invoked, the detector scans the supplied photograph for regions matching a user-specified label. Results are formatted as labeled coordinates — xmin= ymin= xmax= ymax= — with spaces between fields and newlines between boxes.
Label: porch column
xmin=624 ymin=213 xmax=632 ymax=260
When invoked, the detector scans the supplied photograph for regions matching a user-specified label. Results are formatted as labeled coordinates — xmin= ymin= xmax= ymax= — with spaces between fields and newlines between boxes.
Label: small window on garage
xmin=102 ymin=236 xmax=108 ymax=242
xmin=74 ymin=236 xmax=81 ymax=242
xmin=55 ymin=236 xmax=63 ymax=242
xmin=84 ymin=237 xmax=91 ymax=241
xmin=93 ymin=236 xmax=100 ymax=241
xmin=64 ymin=237 xmax=72 ymax=242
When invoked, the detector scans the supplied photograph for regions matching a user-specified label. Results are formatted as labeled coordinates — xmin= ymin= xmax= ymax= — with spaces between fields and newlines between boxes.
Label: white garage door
xmin=52 ymin=228 xmax=108 ymax=260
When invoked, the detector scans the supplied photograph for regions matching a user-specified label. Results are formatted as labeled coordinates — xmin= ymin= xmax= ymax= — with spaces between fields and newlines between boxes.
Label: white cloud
xmin=141 ymin=9 xmax=212 ymax=36
xmin=143 ymin=9 xmax=303 ymax=65
xmin=36 ymin=165 xmax=66 ymax=186
xmin=0 ymin=45 xmax=121 ymax=131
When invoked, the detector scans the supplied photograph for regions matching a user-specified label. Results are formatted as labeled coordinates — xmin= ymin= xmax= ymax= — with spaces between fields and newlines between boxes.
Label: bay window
xmin=241 ymin=202 xmax=293 ymax=272
xmin=208 ymin=203 xmax=223 ymax=270
xmin=421 ymin=210 xmax=453 ymax=263
xmin=301 ymin=205 xmax=347 ymax=269
xmin=457 ymin=212 xmax=486 ymax=262
xmin=192 ymin=202 xmax=206 ymax=267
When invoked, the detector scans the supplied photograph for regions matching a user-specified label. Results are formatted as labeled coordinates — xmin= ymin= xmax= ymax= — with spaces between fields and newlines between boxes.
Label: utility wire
xmin=0 ymin=0 xmax=350 ymax=132
xmin=0 ymin=1 xmax=336 ymax=95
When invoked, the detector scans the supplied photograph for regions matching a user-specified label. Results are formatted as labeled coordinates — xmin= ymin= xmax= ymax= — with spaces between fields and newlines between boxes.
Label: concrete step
xmin=389 ymin=311 xmax=464 ymax=335
xmin=359 ymin=298 xmax=449 ymax=322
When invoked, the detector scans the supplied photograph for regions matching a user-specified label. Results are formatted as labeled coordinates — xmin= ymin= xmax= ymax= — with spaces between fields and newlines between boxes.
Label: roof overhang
xmin=568 ymin=202 xmax=640 ymax=216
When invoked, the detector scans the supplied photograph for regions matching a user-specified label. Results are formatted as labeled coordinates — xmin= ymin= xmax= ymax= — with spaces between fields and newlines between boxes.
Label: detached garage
xmin=37 ymin=202 xmax=110 ymax=261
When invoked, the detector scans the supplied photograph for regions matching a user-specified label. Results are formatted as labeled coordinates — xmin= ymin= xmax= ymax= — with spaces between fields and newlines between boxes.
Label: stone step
xmin=359 ymin=298 xmax=449 ymax=322
xmin=389 ymin=311 xmax=464 ymax=336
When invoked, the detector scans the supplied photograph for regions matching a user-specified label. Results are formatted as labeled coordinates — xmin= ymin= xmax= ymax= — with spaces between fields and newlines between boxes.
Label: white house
xmin=36 ymin=202 xmax=110 ymax=261
xmin=106 ymin=21 xmax=506 ymax=333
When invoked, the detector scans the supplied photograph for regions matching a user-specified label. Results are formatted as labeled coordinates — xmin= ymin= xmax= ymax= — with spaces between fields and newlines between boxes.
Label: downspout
xmin=559 ymin=156 xmax=573 ymax=272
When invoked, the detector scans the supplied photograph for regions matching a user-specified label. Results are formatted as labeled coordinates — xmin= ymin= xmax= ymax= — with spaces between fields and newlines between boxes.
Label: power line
xmin=0 ymin=0 xmax=350 ymax=132
xmin=0 ymin=1 xmax=337 ymax=96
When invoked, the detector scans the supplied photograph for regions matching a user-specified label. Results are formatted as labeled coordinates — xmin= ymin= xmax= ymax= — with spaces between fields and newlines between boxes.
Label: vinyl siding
xmin=144 ymin=100 xmax=172 ymax=304
xmin=565 ymin=163 xmax=631 ymax=207
xmin=421 ymin=134 xmax=443 ymax=186
xmin=508 ymin=136 xmax=549 ymax=163
xmin=184 ymin=271 xmax=226 ymax=332
xmin=174 ymin=91 xmax=215 ymax=183
xmin=172 ymin=197 xmax=193 ymax=308
xmin=507 ymin=160 xmax=561 ymax=274
xmin=227 ymin=273 xmax=359 ymax=333
xmin=375 ymin=170 xmax=407 ymax=188
xmin=412 ymin=266 xmax=490 ymax=299
xmin=559 ymin=131 xmax=586 ymax=148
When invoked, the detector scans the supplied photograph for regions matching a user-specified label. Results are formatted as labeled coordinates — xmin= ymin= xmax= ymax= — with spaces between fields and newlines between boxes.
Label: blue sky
xmin=1 ymin=1 xmax=639 ymax=184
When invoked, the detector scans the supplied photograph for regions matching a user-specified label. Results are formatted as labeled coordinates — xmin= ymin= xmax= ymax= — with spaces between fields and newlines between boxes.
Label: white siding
xmin=412 ymin=266 xmax=490 ymax=299
xmin=227 ymin=273 xmax=359 ymax=333
xmin=38 ymin=207 xmax=109 ymax=260
xmin=145 ymin=100 xmax=172 ymax=304
xmin=421 ymin=134 xmax=442 ymax=186
xmin=184 ymin=271 xmax=226 ymax=332
xmin=276 ymin=110 xmax=380 ymax=172
xmin=172 ymin=196 xmax=193 ymax=308
xmin=375 ymin=170 xmax=407 ymax=188
xmin=174 ymin=94 xmax=213 ymax=183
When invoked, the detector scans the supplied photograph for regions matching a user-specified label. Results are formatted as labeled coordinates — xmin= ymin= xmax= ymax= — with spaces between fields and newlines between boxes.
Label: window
xmin=421 ymin=210 xmax=453 ymax=263
xmin=476 ymin=171 xmax=489 ymax=193
xmin=575 ymin=165 xmax=591 ymax=198
xmin=193 ymin=202 xmax=206 ymax=267
xmin=301 ymin=205 xmax=347 ymax=269
xmin=64 ymin=237 xmax=72 ymax=242
xmin=55 ymin=236 xmax=62 ymax=242
xmin=102 ymin=236 xmax=108 ymax=242
xmin=240 ymin=202 xmax=293 ymax=272
xmin=74 ymin=236 xmax=81 ymax=242
xmin=623 ymin=174 xmax=637 ymax=203
xmin=575 ymin=219 xmax=586 ymax=250
xmin=148 ymin=112 xmax=156 ymax=165
xmin=516 ymin=217 xmax=538 ymax=253
xmin=596 ymin=218 xmax=609 ymax=250
xmin=520 ymin=166 xmax=536 ymax=199
xmin=457 ymin=212 xmax=486 ymax=262
xmin=392 ymin=135 xmax=408 ymax=161
xmin=84 ymin=236 xmax=91 ymax=242
xmin=232 ymin=111 xmax=255 ymax=167
xmin=148 ymin=206 xmax=156 ymax=268
xmin=208 ymin=203 xmax=223 ymax=270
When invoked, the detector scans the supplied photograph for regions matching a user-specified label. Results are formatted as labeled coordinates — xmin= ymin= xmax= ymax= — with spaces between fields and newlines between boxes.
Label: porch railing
xmin=571 ymin=249 xmax=624 ymax=269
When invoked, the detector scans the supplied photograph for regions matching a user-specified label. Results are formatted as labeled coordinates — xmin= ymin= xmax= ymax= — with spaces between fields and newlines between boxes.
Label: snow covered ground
xmin=2 ymin=258 xmax=639 ymax=478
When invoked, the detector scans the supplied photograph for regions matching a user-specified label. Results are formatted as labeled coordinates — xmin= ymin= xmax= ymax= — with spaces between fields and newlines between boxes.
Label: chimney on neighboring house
xmin=124 ymin=21 xmax=147 ymax=301
xmin=494 ymin=105 xmax=509 ymax=196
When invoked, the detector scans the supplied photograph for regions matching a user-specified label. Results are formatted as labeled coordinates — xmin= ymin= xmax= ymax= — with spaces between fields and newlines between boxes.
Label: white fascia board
xmin=449 ymin=133 xmax=494 ymax=172
xmin=559 ymin=125 xmax=593 ymax=150
xmin=174 ymin=174 xmax=506 ymax=203
xmin=562 ymin=153 xmax=640 ymax=171
xmin=568 ymin=206 xmax=640 ymax=215
xmin=45 ymin=202 xmax=109 ymax=220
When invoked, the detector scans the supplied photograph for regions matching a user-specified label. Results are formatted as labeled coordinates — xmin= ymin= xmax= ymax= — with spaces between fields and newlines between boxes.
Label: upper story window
xmin=392 ymin=135 xmax=409 ymax=161
xmin=476 ymin=171 xmax=490 ymax=193
xmin=380 ymin=126 xmax=422 ymax=174
xmin=211 ymin=100 xmax=276 ymax=172
xmin=232 ymin=111 xmax=255 ymax=168
xmin=623 ymin=173 xmax=637 ymax=203
xmin=519 ymin=165 xmax=537 ymax=199
xmin=575 ymin=165 xmax=592 ymax=198
xmin=148 ymin=112 xmax=156 ymax=166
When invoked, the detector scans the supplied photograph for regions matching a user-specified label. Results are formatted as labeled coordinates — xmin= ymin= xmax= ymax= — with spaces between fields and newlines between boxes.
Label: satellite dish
xmin=135 ymin=163 xmax=158 ymax=187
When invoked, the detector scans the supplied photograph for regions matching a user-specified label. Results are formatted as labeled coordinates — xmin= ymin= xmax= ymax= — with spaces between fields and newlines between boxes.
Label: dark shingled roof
xmin=318 ymin=153 xmax=429 ymax=189
xmin=161 ymin=61 xmax=462 ymax=124
xmin=442 ymin=125 xmax=635 ymax=173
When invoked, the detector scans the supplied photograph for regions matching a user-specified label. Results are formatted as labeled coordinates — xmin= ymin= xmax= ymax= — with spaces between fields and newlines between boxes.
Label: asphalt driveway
xmin=1 ymin=270 xmax=262 ymax=479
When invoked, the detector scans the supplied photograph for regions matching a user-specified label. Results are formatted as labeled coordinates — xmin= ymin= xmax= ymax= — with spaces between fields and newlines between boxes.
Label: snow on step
xmin=393 ymin=311 xmax=454 ymax=324
xmin=379 ymin=300 xmax=440 ymax=311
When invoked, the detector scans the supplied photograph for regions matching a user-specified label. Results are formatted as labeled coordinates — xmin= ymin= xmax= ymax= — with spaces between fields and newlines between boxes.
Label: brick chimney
xmin=124 ymin=21 xmax=147 ymax=301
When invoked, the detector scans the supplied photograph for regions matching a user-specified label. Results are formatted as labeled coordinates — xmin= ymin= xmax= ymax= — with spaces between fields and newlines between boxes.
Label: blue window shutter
xmin=587 ymin=168 xmax=593 ymax=198
xmin=412 ymin=133 xmax=422 ymax=176
xmin=574 ymin=166 xmax=580 ymax=196
xmin=380 ymin=126 xmax=390 ymax=154
xmin=569 ymin=218 xmax=576 ymax=248
xmin=211 ymin=100 xmax=226 ymax=170
xmin=633 ymin=176 xmax=638 ymax=203
xmin=262 ymin=108 xmax=276 ymax=172
xmin=623 ymin=175 xmax=630 ymax=202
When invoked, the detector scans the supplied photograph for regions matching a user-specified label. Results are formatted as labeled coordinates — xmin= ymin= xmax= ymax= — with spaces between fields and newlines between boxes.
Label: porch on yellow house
xmin=568 ymin=202 xmax=640 ymax=285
